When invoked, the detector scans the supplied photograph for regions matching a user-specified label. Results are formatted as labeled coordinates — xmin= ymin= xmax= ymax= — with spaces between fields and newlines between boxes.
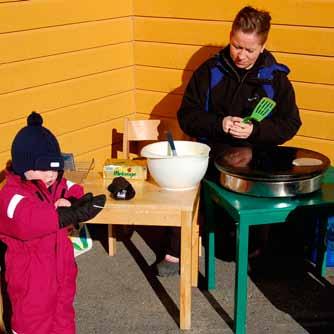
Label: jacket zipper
xmin=231 ymin=71 xmax=250 ymax=106
xmin=217 ymin=53 xmax=247 ymax=106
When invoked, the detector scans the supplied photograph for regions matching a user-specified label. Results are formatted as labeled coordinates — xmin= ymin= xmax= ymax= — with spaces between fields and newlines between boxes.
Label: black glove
xmin=57 ymin=206 xmax=78 ymax=229
xmin=68 ymin=192 xmax=93 ymax=209
xmin=108 ymin=177 xmax=135 ymax=200
xmin=75 ymin=194 xmax=106 ymax=223
xmin=58 ymin=193 xmax=106 ymax=228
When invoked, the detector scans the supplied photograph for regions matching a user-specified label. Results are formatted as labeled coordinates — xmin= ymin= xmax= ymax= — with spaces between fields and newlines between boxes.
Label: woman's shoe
xmin=156 ymin=259 xmax=179 ymax=277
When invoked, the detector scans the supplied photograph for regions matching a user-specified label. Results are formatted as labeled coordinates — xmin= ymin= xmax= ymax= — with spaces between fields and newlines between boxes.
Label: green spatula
xmin=242 ymin=97 xmax=276 ymax=124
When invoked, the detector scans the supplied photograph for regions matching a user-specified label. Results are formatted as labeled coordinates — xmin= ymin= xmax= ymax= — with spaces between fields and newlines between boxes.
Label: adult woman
xmin=157 ymin=6 xmax=301 ymax=276
xmin=178 ymin=6 xmax=301 ymax=148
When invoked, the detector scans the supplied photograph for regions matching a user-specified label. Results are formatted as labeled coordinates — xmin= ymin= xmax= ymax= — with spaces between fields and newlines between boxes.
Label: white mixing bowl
xmin=140 ymin=141 xmax=210 ymax=191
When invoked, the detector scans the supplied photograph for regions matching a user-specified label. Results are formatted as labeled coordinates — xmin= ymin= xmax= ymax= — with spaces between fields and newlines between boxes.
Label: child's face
xmin=24 ymin=170 xmax=58 ymax=187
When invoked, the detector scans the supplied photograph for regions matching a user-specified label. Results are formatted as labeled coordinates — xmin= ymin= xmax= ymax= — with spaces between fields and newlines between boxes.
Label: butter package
xmin=103 ymin=158 xmax=147 ymax=180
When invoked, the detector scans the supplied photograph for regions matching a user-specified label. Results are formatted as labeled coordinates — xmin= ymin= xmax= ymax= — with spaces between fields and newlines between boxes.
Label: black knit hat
xmin=11 ymin=112 xmax=64 ymax=176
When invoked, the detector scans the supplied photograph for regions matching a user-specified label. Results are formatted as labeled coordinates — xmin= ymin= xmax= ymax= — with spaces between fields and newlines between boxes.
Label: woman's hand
xmin=222 ymin=116 xmax=235 ymax=133
xmin=228 ymin=117 xmax=253 ymax=139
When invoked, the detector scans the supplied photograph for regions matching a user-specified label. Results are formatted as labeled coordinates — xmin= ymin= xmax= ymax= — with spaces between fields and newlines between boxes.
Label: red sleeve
xmin=0 ymin=194 xmax=59 ymax=241
xmin=60 ymin=178 xmax=85 ymax=199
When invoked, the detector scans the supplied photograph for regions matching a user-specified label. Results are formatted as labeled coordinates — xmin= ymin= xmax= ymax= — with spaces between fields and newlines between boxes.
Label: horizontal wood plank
xmin=274 ymin=53 xmax=334 ymax=85
xmin=0 ymin=0 xmax=132 ymax=33
xmin=58 ymin=118 xmax=124 ymax=157
xmin=134 ymin=0 xmax=334 ymax=27
xmin=134 ymin=18 xmax=333 ymax=56
xmin=294 ymin=83 xmax=333 ymax=113
xmin=135 ymin=90 xmax=182 ymax=118
xmin=298 ymin=109 xmax=334 ymax=141
xmin=0 ymin=18 xmax=133 ymax=64
xmin=134 ymin=42 xmax=334 ymax=85
xmin=0 ymin=43 xmax=133 ymax=94
xmin=134 ymin=42 xmax=219 ymax=70
xmin=136 ymin=66 xmax=189 ymax=94
xmin=47 ymin=93 xmax=134 ymax=139
xmin=270 ymin=25 xmax=334 ymax=56
xmin=0 ymin=67 xmax=134 ymax=124
xmin=135 ymin=18 xmax=231 ymax=48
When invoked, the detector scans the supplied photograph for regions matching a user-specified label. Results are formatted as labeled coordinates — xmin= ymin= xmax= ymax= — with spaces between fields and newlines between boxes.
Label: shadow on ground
xmin=86 ymin=221 xmax=334 ymax=333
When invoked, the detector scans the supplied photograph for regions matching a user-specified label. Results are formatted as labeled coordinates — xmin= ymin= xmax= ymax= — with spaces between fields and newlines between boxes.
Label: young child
xmin=0 ymin=112 xmax=106 ymax=334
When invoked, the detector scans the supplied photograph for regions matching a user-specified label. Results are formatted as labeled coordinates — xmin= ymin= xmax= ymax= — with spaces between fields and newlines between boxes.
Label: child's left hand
xmin=54 ymin=198 xmax=71 ymax=208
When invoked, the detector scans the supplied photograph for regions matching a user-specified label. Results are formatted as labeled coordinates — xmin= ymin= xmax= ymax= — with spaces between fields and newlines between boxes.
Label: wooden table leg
xmin=180 ymin=210 xmax=192 ymax=330
xmin=203 ymin=183 xmax=216 ymax=290
xmin=108 ymin=224 xmax=116 ymax=256
xmin=191 ymin=196 xmax=200 ymax=287
xmin=234 ymin=219 xmax=249 ymax=334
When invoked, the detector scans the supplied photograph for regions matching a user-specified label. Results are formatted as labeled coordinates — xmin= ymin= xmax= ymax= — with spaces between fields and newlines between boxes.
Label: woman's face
xmin=229 ymin=30 xmax=265 ymax=70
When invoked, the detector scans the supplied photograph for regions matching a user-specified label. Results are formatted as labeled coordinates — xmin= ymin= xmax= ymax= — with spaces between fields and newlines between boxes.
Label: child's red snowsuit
xmin=0 ymin=171 xmax=84 ymax=334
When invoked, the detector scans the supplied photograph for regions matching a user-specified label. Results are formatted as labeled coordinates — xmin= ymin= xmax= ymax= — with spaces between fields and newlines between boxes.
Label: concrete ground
xmin=75 ymin=224 xmax=334 ymax=334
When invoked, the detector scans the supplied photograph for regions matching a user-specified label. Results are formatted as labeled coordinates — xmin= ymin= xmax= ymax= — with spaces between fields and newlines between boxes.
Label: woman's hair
xmin=232 ymin=6 xmax=271 ymax=44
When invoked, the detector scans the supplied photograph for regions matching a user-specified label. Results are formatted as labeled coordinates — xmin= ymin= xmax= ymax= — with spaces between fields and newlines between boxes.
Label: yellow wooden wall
xmin=1 ymin=0 xmax=333 ymax=172
xmin=0 ymin=0 xmax=134 ymax=170
xmin=133 ymin=0 xmax=334 ymax=162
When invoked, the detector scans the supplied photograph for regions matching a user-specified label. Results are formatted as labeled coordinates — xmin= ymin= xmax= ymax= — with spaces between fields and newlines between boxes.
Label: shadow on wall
xmin=110 ymin=44 xmax=225 ymax=159
xmin=149 ymin=45 xmax=224 ymax=142
xmin=111 ymin=129 xmax=122 ymax=159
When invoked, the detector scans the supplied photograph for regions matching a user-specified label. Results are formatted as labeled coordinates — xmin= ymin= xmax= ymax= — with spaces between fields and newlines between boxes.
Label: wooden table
xmin=203 ymin=167 xmax=334 ymax=334
xmin=83 ymin=173 xmax=200 ymax=330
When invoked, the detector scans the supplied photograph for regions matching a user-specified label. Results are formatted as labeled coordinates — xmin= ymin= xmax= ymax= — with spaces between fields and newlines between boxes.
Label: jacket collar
xmin=216 ymin=45 xmax=277 ymax=76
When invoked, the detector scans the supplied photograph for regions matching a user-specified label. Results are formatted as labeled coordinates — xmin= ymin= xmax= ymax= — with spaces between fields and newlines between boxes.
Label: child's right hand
xmin=54 ymin=198 xmax=71 ymax=208
xmin=57 ymin=193 xmax=106 ymax=229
